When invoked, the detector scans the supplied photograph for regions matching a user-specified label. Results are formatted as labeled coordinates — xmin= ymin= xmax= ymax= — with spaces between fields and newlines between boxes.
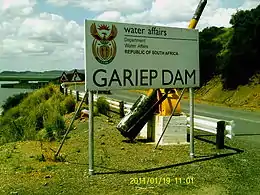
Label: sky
xmin=0 ymin=0 xmax=259 ymax=72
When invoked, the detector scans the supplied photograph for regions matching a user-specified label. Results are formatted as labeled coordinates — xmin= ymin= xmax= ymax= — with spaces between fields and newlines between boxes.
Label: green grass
xmin=0 ymin=112 xmax=259 ymax=194
xmin=0 ymin=84 xmax=76 ymax=145
xmin=193 ymin=76 xmax=260 ymax=111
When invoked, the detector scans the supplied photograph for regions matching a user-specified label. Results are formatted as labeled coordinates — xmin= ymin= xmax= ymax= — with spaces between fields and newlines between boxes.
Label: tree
xmin=221 ymin=4 xmax=260 ymax=89
xmin=199 ymin=26 xmax=225 ymax=86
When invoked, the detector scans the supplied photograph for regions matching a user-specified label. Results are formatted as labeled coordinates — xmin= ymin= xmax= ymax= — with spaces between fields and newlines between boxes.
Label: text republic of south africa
xmin=85 ymin=20 xmax=199 ymax=90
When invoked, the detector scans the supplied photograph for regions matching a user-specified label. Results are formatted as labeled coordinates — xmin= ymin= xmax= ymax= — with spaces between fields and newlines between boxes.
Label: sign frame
xmin=84 ymin=19 xmax=200 ymax=91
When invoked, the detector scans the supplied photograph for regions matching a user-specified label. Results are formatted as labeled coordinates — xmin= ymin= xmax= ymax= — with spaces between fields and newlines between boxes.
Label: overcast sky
xmin=0 ymin=0 xmax=259 ymax=72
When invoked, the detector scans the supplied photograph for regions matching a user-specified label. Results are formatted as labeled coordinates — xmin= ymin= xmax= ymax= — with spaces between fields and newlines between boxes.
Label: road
xmin=76 ymin=87 xmax=260 ymax=142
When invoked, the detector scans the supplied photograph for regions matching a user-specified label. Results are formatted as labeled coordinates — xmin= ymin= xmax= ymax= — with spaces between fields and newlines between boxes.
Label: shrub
xmin=21 ymin=84 xmax=58 ymax=108
xmin=62 ymin=95 xmax=76 ymax=114
xmin=0 ymin=117 xmax=25 ymax=145
xmin=3 ymin=106 xmax=20 ymax=120
xmin=35 ymin=115 xmax=44 ymax=131
xmin=2 ymin=92 xmax=28 ymax=114
xmin=11 ymin=118 xmax=24 ymax=140
xmin=9 ymin=106 xmax=20 ymax=118
xmin=0 ymin=125 xmax=15 ymax=145
xmin=45 ymin=94 xmax=66 ymax=116
xmin=54 ymin=154 xmax=66 ymax=162
xmin=43 ymin=112 xmax=65 ymax=140
xmin=96 ymin=97 xmax=110 ymax=116
xmin=36 ymin=129 xmax=48 ymax=141
xmin=22 ymin=112 xmax=39 ymax=140
xmin=93 ymin=105 xmax=99 ymax=116
xmin=0 ymin=84 xmax=68 ymax=145
xmin=0 ymin=109 xmax=25 ymax=145
xmin=35 ymin=154 xmax=46 ymax=162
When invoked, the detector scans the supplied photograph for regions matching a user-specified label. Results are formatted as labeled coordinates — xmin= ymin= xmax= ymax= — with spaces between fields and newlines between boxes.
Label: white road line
xmin=183 ymin=108 xmax=260 ymax=124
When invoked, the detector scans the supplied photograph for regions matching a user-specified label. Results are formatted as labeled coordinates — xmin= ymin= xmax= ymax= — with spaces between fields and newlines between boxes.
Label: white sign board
xmin=84 ymin=20 xmax=199 ymax=90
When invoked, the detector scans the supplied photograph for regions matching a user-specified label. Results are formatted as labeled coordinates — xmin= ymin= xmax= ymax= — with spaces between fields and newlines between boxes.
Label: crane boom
xmin=147 ymin=0 xmax=207 ymax=116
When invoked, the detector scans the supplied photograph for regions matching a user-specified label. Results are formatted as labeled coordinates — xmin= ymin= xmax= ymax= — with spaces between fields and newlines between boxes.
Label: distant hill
xmin=0 ymin=69 xmax=85 ymax=78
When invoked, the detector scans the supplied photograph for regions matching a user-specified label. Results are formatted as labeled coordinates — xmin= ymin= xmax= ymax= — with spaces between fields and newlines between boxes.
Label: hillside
xmin=0 ymin=84 xmax=77 ymax=146
xmin=194 ymin=75 xmax=260 ymax=111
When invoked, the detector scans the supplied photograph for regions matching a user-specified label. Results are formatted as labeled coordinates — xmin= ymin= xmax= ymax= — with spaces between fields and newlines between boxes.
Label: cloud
xmin=0 ymin=0 xmax=259 ymax=71
xmin=47 ymin=0 xmax=153 ymax=13
xmin=18 ymin=14 xmax=69 ymax=44
xmin=0 ymin=0 xmax=36 ymax=18
xmin=96 ymin=11 xmax=122 ymax=21
xmin=93 ymin=0 xmax=231 ymax=29
xmin=197 ymin=8 xmax=237 ymax=29
xmin=241 ymin=0 xmax=260 ymax=9
xmin=0 ymin=6 xmax=84 ymax=71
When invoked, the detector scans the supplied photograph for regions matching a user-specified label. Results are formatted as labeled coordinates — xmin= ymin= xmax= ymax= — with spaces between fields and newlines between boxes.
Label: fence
xmin=62 ymin=87 xmax=235 ymax=140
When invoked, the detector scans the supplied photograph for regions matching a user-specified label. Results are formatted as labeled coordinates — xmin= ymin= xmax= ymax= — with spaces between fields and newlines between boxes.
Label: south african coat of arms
xmin=90 ymin=23 xmax=118 ymax=65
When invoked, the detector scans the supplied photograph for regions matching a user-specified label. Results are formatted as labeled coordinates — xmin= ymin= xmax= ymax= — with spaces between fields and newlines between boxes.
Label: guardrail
xmin=63 ymin=87 xmax=235 ymax=139
xmin=187 ymin=115 xmax=235 ymax=139
xmin=75 ymin=91 xmax=133 ymax=113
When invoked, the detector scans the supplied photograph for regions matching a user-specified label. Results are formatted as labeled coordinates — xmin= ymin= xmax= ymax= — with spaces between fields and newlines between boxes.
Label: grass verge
xmin=0 ymin=112 xmax=259 ymax=194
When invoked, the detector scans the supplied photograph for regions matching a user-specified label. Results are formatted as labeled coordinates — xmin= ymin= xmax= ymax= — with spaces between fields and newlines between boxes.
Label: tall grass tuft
xmin=0 ymin=84 xmax=74 ymax=145
xmin=61 ymin=95 xmax=76 ymax=114
xmin=1 ymin=92 xmax=29 ymax=115
xmin=96 ymin=97 xmax=110 ymax=116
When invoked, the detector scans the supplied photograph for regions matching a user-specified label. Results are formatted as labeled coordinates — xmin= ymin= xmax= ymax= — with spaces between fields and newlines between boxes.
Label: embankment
xmin=129 ymin=75 xmax=260 ymax=111
xmin=0 ymin=84 xmax=76 ymax=146
xmin=194 ymin=76 xmax=260 ymax=111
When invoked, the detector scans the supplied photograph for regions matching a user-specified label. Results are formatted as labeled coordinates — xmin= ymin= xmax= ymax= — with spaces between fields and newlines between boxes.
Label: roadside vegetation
xmin=199 ymin=4 xmax=260 ymax=89
xmin=0 ymin=84 xmax=76 ymax=146
xmin=0 ymin=84 xmax=111 ymax=147
xmin=0 ymin=110 xmax=260 ymax=194
xmin=0 ymin=78 xmax=259 ymax=194
xmin=194 ymin=75 xmax=260 ymax=111
xmin=1 ymin=92 xmax=29 ymax=115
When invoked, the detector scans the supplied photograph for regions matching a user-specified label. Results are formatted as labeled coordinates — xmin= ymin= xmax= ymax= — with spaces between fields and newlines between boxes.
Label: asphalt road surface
xmin=77 ymin=88 xmax=260 ymax=145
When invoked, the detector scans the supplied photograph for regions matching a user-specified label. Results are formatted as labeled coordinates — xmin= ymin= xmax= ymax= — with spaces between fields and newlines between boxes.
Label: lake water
xmin=0 ymin=81 xmax=34 ymax=114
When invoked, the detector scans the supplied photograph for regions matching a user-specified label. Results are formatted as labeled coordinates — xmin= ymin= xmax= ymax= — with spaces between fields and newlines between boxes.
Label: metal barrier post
xmin=76 ymin=91 xmax=79 ymax=101
xmin=60 ymin=85 xmax=63 ymax=93
xmin=119 ymin=101 xmax=125 ymax=118
xmin=216 ymin=121 xmax=225 ymax=149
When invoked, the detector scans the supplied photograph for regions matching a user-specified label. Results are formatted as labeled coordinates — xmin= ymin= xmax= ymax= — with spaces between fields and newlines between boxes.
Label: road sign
xmin=71 ymin=70 xmax=82 ymax=82
xmin=60 ymin=72 xmax=68 ymax=82
xmin=84 ymin=20 xmax=199 ymax=90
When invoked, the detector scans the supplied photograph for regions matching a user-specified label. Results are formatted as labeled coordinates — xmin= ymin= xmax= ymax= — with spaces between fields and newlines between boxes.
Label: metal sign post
xmin=84 ymin=19 xmax=94 ymax=176
xmin=189 ymin=88 xmax=195 ymax=158
xmin=88 ymin=90 xmax=94 ymax=175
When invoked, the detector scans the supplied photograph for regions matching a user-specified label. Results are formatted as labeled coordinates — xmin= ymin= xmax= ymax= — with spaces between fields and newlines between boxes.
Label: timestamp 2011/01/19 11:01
xmin=129 ymin=177 xmax=194 ymax=185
